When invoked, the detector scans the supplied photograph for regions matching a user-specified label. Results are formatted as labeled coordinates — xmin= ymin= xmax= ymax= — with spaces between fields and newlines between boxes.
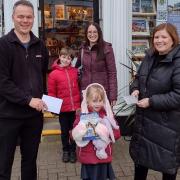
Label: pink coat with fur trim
xmin=48 ymin=60 xmax=80 ymax=112
xmin=73 ymin=109 xmax=120 ymax=164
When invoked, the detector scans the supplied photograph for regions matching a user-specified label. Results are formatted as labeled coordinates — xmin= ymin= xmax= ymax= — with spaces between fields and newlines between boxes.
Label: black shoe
xmin=70 ymin=152 xmax=76 ymax=163
xmin=62 ymin=151 xmax=69 ymax=163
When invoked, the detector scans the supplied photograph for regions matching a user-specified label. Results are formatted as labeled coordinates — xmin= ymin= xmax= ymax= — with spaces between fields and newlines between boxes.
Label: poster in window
xmin=55 ymin=5 xmax=65 ymax=20
xmin=132 ymin=18 xmax=150 ymax=36
xmin=167 ymin=0 xmax=180 ymax=37
xmin=157 ymin=0 xmax=168 ymax=10
xmin=132 ymin=39 xmax=149 ymax=57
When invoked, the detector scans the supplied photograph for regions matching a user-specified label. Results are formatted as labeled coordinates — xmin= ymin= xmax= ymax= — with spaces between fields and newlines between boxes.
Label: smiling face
xmin=59 ymin=54 xmax=72 ymax=67
xmin=153 ymin=29 xmax=173 ymax=55
xmin=86 ymin=85 xmax=105 ymax=112
xmin=87 ymin=25 xmax=99 ymax=47
xmin=12 ymin=5 xmax=34 ymax=36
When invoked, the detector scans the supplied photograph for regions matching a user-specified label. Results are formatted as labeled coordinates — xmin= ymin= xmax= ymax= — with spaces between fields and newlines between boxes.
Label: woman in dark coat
xmin=76 ymin=22 xmax=117 ymax=105
xmin=130 ymin=23 xmax=180 ymax=180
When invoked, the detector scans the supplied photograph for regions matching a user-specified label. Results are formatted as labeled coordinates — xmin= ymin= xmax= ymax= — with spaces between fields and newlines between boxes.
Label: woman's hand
xmin=131 ymin=90 xmax=139 ymax=97
xmin=137 ymin=98 xmax=150 ymax=108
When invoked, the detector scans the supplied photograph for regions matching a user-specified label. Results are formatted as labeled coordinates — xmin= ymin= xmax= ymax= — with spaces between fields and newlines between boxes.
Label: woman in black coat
xmin=130 ymin=23 xmax=180 ymax=180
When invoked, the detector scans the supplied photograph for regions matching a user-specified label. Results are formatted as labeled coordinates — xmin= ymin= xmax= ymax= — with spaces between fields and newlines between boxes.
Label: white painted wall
xmin=4 ymin=0 xmax=39 ymax=36
xmin=101 ymin=0 xmax=132 ymax=97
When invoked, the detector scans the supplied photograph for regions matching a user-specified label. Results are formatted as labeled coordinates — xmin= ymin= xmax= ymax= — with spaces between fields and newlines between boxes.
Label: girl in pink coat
xmin=72 ymin=83 xmax=120 ymax=180
xmin=48 ymin=47 xmax=80 ymax=163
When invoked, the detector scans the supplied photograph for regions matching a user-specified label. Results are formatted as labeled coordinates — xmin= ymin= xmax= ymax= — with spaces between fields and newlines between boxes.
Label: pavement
xmin=11 ymin=117 xmax=180 ymax=180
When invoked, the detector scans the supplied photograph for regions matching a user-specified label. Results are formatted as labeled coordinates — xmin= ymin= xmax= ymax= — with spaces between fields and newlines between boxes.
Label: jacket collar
xmin=88 ymin=107 xmax=106 ymax=118
xmin=7 ymin=29 xmax=40 ymax=46
xmin=147 ymin=45 xmax=180 ymax=63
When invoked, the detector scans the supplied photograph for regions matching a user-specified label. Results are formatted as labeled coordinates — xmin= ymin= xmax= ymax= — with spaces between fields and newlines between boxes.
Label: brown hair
xmin=84 ymin=22 xmax=105 ymax=59
xmin=151 ymin=23 xmax=179 ymax=52
xmin=13 ymin=0 xmax=34 ymax=14
xmin=59 ymin=47 xmax=74 ymax=58
xmin=86 ymin=84 xmax=105 ymax=104
xmin=57 ymin=47 xmax=74 ymax=64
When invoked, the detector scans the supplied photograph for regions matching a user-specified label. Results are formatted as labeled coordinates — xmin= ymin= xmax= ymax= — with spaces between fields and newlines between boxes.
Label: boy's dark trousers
xmin=134 ymin=164 xmax=177 ymax=180
xmin=0 ymin=115 xmax=43 ymax=180
xmin=59 ymin=111 xmax=76 ymax=153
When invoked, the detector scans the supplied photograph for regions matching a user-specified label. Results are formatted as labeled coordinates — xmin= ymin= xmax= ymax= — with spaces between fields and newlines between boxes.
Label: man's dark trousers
xmin=0 ymin=115 xmax=43 ymax=180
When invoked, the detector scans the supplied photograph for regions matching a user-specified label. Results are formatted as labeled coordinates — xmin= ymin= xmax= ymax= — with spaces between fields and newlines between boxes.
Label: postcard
xmin=123 ymin=96 xmax=138 ymax=105
xmin=132 ymin=18 xmax=150 ymax=36
xmin=132 ymin=39 xmax=149 ymax=57
xmin=42 ymin=95 xmax=63 ymax=114
xmin=80 ymin=112 xmax=100 ymax=141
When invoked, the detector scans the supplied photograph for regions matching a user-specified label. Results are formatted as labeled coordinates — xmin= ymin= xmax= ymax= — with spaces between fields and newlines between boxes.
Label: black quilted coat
xmin=130 ymin=45 xmax=180 ymax=174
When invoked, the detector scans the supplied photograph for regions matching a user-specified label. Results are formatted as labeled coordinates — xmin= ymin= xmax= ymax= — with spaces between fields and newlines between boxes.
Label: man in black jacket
xmin=0 ymin=1 xmax=49 ymax=180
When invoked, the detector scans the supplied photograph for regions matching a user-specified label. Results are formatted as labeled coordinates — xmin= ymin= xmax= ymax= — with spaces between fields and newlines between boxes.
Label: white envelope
xmin=42 ymin=94 xmax=63 ymax=114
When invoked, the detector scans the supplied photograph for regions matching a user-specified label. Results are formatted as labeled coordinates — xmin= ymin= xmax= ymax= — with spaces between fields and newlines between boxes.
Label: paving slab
xmin=11 ymin=136 xmax=180 ymax=180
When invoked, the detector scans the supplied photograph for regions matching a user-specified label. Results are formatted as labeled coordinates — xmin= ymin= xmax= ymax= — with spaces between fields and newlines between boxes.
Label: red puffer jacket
xmin=48 ymin=61 xmax=80 ymax=112
xmin=73 ymin=109 xmax=121 ymax=164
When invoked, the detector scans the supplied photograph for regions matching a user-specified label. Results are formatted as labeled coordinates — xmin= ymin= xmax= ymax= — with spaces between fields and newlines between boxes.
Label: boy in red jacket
xmin=48 ymin=48 xmax=80 ymax=163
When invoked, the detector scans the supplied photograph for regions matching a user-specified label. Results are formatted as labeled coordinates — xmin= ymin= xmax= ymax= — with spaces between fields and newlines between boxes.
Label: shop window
xmin=42 ymin=0 xmax=96 ymax=68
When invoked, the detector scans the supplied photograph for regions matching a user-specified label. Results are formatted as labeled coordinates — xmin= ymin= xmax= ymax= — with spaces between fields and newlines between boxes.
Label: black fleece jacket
xmin=0 ymin=29 xmax=49 ymax=119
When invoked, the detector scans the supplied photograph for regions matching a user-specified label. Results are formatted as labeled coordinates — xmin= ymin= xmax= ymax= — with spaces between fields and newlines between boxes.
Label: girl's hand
xmin=131 ymin=90 xmax=139 ymax=97
xmin=137 ymin=98 xmax=149 ymax=108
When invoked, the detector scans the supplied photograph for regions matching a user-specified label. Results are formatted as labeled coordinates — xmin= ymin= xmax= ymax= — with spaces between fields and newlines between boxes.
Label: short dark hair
xmin=13 ymin=0 xmax=34 ymax=14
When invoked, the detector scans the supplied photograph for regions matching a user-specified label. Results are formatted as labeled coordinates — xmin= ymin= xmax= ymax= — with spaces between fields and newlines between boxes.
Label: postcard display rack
xmin=44 ymin=3 xmax=93 ymax=61
xmin=132 ymin=0 xmax=157 ymax=60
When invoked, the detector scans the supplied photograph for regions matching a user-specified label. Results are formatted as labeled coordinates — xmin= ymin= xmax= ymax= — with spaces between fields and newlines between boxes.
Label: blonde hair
xmin=86 ymin=84 xmax=105 ymax=104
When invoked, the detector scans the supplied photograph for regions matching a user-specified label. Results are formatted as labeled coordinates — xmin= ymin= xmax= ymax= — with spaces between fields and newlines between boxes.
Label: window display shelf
xmin=44 ymin=2 xmax=93 ymax=59
xmin=132 ymin=0 xmax=157 ymax=60
xmin=133 ymin=12 xmax=156 ymax=16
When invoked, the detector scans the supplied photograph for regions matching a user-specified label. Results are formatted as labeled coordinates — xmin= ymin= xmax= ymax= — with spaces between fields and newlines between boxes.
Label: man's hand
xmin=29 ymin=98 xmax=48 ymax=112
